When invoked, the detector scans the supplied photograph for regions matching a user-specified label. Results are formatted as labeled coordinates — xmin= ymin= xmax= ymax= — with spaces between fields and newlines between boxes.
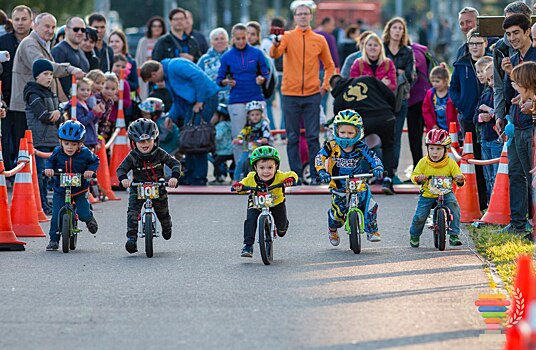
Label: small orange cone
xmin=25 ymin=130 xmax=50 ymax=222
xmin=0 ymin=143 xmax=26 ymax=250
xmin=11 ymin=138 xmax=46 ymax=237
xmin=95 ymin=138 xmax=120 ymax=200
xmin=449 ymin=121 xmax=460 ymax=149
xmin=455 ymin=132 xmax=481 ymax=223
xmin=479 ymin=143 xmax=510 ymax=225
xmin=88 ymin=192 xmax=100 ymax=204
xmin=109 ymin=69 xmax=130 ymax=188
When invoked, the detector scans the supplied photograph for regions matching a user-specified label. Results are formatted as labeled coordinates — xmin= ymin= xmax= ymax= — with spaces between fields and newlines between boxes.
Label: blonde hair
xmin=475 ymin=56 xmax=493 ymax=69
xmin=429 ymin=63 xmax=450 ymax=82
xmin=104 ymin=73 xmax=119 ymax=88
xmin=382 ymin=17 xmax=409 ymax=47
xmin=86 ymin=69 xmax=105 ymax=83
xmin=362 ymin=33 xmax=387 ymax=65
xmin=77 ymin=77 xmax=92 ymax=89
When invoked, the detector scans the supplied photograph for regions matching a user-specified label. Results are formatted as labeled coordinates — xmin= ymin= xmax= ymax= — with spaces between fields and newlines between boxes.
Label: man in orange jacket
xmin=270 ymin=0 xmax=335 ymax=185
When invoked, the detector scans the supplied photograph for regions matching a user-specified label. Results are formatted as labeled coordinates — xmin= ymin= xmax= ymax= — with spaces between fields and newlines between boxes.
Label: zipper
xmin=301 ymin=32 xmax=305 ymax=95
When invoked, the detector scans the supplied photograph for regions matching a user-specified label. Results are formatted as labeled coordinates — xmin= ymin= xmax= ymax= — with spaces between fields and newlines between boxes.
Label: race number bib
xmin=347 ymin=178 xmax=366 ymax=192
xmin=60 ymin=173 xmax=82 ymax=187
xmin=253 ymin=192 xmax=273 ymax=208
xmin=430 ymin=176 xmax=452 ymax=190
xmin=137 ymin=184 xmax=160 ymax=200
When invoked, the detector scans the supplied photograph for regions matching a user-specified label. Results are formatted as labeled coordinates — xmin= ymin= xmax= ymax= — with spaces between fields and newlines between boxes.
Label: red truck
xmin=315 ymin=0 xmax=382 ymax=27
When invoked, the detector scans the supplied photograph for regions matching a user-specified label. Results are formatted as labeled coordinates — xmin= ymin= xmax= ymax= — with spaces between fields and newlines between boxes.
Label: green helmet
xmin=249 ymin=146 xmax=280 ymax=166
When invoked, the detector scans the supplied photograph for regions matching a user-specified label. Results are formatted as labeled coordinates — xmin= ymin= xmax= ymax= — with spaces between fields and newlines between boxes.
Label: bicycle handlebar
xmin=42 ymin=171 xmax=97 ymax=179
xmin=131 ymin=180 xmax=169 ymax=187
xmin=230 ymin=183 xmax=290 ymax=192
xmin=330 ymin=173 xmax=374 ymax=180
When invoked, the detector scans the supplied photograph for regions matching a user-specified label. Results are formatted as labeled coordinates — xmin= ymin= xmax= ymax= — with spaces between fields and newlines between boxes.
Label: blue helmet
xmin=58 ymin=120 xmax=86 ymax=142
xmin=333 ymin=109 xmax=363 ymax=149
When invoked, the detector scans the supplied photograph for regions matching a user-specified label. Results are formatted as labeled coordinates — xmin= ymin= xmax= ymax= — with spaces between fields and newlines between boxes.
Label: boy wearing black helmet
xmin=117 ymin=118 xmax=181 ymax=254
xmin=44 ymin=120 xmax=100 ymax=251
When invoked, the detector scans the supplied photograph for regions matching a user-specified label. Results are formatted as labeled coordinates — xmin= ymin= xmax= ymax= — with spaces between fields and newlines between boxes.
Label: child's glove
xmin=414 ymin=175 xmax=427 ymax=184
xmin=318 ymin=169 xmax=331 ymax=184
xmin=283 ymin=177 xmax=295 ymax=187
xmin=232 ymin=182 xmax=243 ymax=192
xmin=454 ymin=174 xmax=465 ymax=186
xmin=372 ymin=166 xmax=384 ymax=179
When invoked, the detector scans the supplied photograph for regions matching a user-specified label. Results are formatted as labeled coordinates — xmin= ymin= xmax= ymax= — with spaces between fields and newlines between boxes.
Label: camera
xmin=269 ymin=27 xmax=285 ymax=42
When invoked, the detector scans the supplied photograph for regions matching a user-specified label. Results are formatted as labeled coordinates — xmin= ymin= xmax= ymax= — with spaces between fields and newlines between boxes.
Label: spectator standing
xmin=197 ymin=27 xmax=230 ymax=103
xmin=0 ymin=5 xmax=32 ymax=171
xmin=314 ymin=16 xmax=340 ymax=111
xmin=449 ymin=28 xmax=490 ymax=210
xmin=337 ymin=25 xmax=360 ymax=65
xmin=270 ymin=1 xmax=335 ymax=185
xmin=217 ymin=23 xmax=268 ymax=165
xmin=52 ymin=17 xmax=90 ymax=97
xmin=455 ymin=7 xmax=479 ymax=61
xmin=382 ymin=17 xmax=415 ymax=184
xmin=184 ymin=10 xmax=208 ymax=55
xmin=151 ymin=8 xmax=201 ymax=63
xmin=109 ymin=30 xmax=138 ymax=93
xmin=80 ymin=27 xmax=100 ymax=71
xmin=340 ymin=30 xmax=372 ymax=78
xmin=140 ymin=59 xmax=219 ymax=185
xmin=135 ymin=16 xmax=166 ymax=100
xmin=88 ymin=13 xmax=114 ymax=73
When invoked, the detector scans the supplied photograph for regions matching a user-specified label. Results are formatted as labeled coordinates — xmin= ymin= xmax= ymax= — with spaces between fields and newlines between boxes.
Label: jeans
xmin=410 ymin=192 xmax=461 ymax=237
xmin=35 ymin=146 xmax=55 ymax=211
xmin=393 ymin=100 xmax=408 ymax=171
xmin=265 ymin=73 xmax=283 ymax=130
xmin=282 ymin=93 xmax=321 ymax=179
xmin=363 ymin=117 xmax=395 ymax=178
xmin=228 ymin=101 xmax=267 ymax=164
xmin=480 ymin=139 xmax=503 ymax=202
xmin=508 ymin=128 xmax=533 ymax=229
xmin=233 ymin=151 xmax=250 ymax=181
xmin=49 ymin=191 xmax=93 ymax=242
xmin=243 ymin=202 xmax=288 ymax=245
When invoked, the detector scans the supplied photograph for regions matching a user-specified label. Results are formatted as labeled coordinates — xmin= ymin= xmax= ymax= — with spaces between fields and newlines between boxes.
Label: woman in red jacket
xmin=422 ymin=64 xmax=459 ymax=132
xmin=349 ymin=33 xmax=396 ymax=92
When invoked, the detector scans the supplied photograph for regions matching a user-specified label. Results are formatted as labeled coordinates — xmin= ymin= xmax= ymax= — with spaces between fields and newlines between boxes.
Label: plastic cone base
xmin=0 ymin=242 xmax=25 ymax=251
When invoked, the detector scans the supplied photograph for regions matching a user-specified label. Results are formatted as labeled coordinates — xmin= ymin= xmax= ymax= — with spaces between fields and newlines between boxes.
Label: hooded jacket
xmin=408 ymin=43 xmax=432 ymax=106
xmin=198 ymin=47 xmax=230 ymax=102
xmin=151 ymin=31 xmax=201 ymax=63
xmin=23 ymin=81 xmax=61 ymax=148
xmin=492 ymin=36 xmax=514 ymax=120
xmin=473 ymin=86 xmax=497 ymax=142
xmin=421 ymin=88 xmax=459 ymax=132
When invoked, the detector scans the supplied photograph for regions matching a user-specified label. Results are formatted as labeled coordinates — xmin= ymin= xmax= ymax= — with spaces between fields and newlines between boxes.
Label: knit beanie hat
xmin=32 ymin=58 xmax=54 ymax=79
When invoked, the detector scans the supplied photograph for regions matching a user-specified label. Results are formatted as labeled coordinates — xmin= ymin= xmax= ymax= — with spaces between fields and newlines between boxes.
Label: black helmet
xmin=128 ymin=118 xmax=159 ymax=143
xmin=216 ymin=103 xmax=229 ymax=117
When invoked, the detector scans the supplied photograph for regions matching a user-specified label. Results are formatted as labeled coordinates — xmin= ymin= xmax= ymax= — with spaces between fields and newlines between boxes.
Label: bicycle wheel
xmin=144 ymin=213 xmax=154 ymax=258
xmin=436 ymin=208 xmax=447 ymax=251
xmin=258 ymin=215 xmax=273 ymax=265
xmin=348 ymin=211 xmax=361 ymax=254
xmin=70 ymin=222 xmax=77 ymax=251
xmin=61 ymin=213 xmax=70 ymax=253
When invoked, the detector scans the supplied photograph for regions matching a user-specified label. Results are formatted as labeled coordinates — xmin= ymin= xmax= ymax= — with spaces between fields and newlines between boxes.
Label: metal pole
xmin=275 ymin=0 xmax=282 ymax=16
xmin=224 ymin=0 xmax=232 ymax=28
xmin=395 ymin=0 xmax=403 ymax=18
xmin=240 ymin=0 xmax=250 ymax=24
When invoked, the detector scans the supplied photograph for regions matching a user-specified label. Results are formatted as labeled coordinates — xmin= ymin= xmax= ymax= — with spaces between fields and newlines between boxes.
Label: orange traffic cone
xmin=448 ymin=122 xmax=460 ymax=164
xmin=109 ymin=69 xmax=130 ymax=188
xmin=455 ymin=132 xmax=481 ymax=223
xmin=25 ymin=130 xmax=50 ymax=222
xmin=11 ymin=138 xmax=46 ymax=237
xmin=89 ymin=192 xmax=100 ymax=204
xmin=479 ymin=143 xmax=510 ymax=225
xmin=0 ymin=143 xmax=26 ymax=250
xmin=95 ymin=138 xmax=120 ymax=200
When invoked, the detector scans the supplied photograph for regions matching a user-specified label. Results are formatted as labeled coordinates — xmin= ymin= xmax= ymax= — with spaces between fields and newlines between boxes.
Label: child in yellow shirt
xmin=410 ymin=129 xmax=465 ymax=248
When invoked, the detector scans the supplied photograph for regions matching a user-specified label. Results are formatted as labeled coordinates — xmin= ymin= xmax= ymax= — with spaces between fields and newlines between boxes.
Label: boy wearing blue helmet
xmin=315 ymin=109 xmax=384 ymax=245
xmin=44 ymin=120 xmax=100 ymax=251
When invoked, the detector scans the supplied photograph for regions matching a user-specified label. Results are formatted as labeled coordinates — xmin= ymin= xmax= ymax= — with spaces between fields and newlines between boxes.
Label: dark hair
xmin=246 ymin=21 xmax=261 ymax=45
xmin=146 ymin=16 xmax=166 ymax=38
xmin=320 ymin=17 xmax=333 ymax=26
xmin=168 ymin=7 xmax=186 ymax=21
xmin=511 ymin=61 xmax=536 ymax=92
xmin=85 ymin=26 xmax=98 ymax=42
xmin=0 ymin=10 xmax=12 ymax=33
xmin=231 ymin=23 xmax=247 ymax=35
xmin=109 ymin=30 xmax=128 ymax=55
xmin=271 ymin=16 xmax=285 ymax=28
xmin=429 ymin=62 xmax=450 ymax=81
xmin=88 ymin=13 xmax=106 ymax=26
xmin=345 ymin=24 xmax=359 ymax=39
xmin=113 ymin=53 xmax=127 ymax=63
xmin=504 ymin=1 xmax=532 ymax=17
xmin=140 ymin=60 xmax=161 ymax=82
xmin=503 ymin=13 xmax=531 ymax=31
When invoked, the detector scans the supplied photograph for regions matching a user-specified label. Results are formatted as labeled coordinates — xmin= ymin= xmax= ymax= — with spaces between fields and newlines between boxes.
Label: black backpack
xmin=257 ymin=61 xmax=276 ymax=100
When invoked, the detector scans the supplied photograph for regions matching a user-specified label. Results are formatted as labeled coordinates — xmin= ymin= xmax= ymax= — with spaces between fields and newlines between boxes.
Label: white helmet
xmin=245 ymin=100 xmax=264 ymax=112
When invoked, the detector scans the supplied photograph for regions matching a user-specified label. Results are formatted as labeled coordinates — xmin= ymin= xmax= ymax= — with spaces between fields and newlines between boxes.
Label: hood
xmin=411 ymin=42 xmax=428 ymax=53
xmin=207 ymin=46 xmax=229 ymax=57
xmin=23 ymin=81 xmax=49 ymax=101
xmin=331 ymin=77 xmax=352 ymax=98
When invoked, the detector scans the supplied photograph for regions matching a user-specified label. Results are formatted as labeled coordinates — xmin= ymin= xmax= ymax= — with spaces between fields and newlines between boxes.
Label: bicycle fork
xmin=138 ymin=200 xmax=157 ymax=239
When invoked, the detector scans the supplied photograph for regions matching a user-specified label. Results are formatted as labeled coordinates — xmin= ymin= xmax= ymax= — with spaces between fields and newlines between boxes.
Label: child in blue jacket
xmin=44 ymin=120 xmax=100 ymax=251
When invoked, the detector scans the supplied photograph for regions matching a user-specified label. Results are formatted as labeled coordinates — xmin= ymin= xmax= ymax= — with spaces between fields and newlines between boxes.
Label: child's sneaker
xmin=86 ymin=217 xmax=98 ymax=234
xmin=125 ymin=238 xmax=138 ymax=254
xmin=367 ymin=232 xmax=381 ymax=242
xmin=241 ymin=244 xmax=253 ymax=257
xmin=449 ymin=235 xmax=462 ymax=246
xmin=162 ymin=227 xmax=172 ymax=240
xmin=328 ymin=229 xmax=340 ymax=246
xmin=410 ymin=235 xmax=420 ymax=248
xmin=46 ymin=240 xmax=59 ymax=251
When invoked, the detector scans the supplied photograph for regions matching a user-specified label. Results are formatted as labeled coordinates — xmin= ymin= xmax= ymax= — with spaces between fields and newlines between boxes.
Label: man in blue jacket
xmin=140 ymin=58 xmax=219 ymax=185
xmin=496 ymin=14 xmax=535 ymax=236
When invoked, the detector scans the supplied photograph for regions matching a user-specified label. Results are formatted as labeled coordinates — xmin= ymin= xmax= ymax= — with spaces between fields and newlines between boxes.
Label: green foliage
xmin=470 ymin=226 xmax=534 ymax=292
xmin=2 ymin=1 xmax=93 ymax=23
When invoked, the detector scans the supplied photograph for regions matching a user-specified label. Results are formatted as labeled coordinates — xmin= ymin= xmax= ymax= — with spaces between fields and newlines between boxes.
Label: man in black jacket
xmin=0 ymin=5 xmax=32 ymax=171
xmin=330 ymin=74 xmax=396 ymax=194
xmin=184 ymin=10 xmax=208 ymax=55
xmin=88 ymin=13 xmax=114 ymax=73
xmin=151 ymin=8 xmax=201 ymax=63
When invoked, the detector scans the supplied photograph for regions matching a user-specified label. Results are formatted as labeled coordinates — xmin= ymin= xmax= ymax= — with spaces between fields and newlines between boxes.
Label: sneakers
xmin=125 ymin=238 xmax=138 ymax=254
xmin=328 ymin=229 xmax=340 ymax=246
xmin=208 ymin=176 xmax=225 ymax=185
xmin=86 ymin=217 xmax=98 ymax=234
xmin=46 ymin=240 xmax=59 ymax=251
xmin=449 ymin=235 xmax=463 ymax=246
xmin=162 ymin=227 xmax=172 ymax=240
xmin=241 ymin=244 xmax=253 ymax=257
xmin=495 ymin=224 xmax=527 ymax=235
xmin=367 ymin=232 xmax=381 ymax=242
xmin=410 ymin=235 xmax=420 ymax=248
xmin=392 ymin=175 xmax=403 ymax=185
xmin=381 ymin=177 xmax=395 ymax=195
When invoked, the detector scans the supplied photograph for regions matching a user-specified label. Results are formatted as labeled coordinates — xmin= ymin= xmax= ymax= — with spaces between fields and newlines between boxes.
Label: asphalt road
xmin=0 ymin=191 xmax=504 ymax=350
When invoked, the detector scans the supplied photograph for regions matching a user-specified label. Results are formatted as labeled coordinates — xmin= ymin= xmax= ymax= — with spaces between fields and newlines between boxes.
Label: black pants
xmin=213 ymin=154 xmax=234 ymax=178
xmin=243 ymin=202 xmax=288 ymax=245
xmin=363 ymin=117 xmax=395 ymax=178
xmin=407 ymin=102 xmax=425 ymax=168
xmin=1 ymin=110 xmax=27 ymax=171
xmin=127 ymin=191 xmax=172 ymax=239
xmin=461 ymin=120 xmax=488 ymax=211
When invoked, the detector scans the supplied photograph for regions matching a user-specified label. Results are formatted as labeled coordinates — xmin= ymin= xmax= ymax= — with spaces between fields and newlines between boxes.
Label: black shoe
xmin=382 ymin=177 xmax=395 ymax=195
xmin=309 ymin=178 xmax=322 ymax=186
xmin=43 ymin=206 xmax=53 ymax=215
xmin=46 ymin=240 xmax=59 ymax=251
xmin=241 ymin=244 xmax=253 ymax=257
xmin=86 ymin=217 xmax=98 ymax=234
xmin=162 ymin=227 xmax=172 ymax=240
xmin=125 ymin=238 xmax=138 ymax=254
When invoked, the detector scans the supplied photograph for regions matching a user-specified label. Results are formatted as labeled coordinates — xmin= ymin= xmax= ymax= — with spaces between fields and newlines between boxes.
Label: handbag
xmin=394 ymin=74 xmax=410 ymax=113
xmin=178 ymin=112 xmax=216 ymax=154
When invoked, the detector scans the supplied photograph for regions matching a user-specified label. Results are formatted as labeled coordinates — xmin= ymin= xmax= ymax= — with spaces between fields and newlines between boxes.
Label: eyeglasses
xmin=468 ymin=41 xmax=485 ymax=47
xmin=69 ymin=27 xmax=86 ymax=33
xmin=295 ymin=13 xmax=311 ymax=17
xmin=151 ymin=24 xmax=163 ymax=28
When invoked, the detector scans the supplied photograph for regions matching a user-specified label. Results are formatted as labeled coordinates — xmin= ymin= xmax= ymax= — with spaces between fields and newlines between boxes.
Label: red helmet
xmin=425 ymin=129 xmax=451 ymax=147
